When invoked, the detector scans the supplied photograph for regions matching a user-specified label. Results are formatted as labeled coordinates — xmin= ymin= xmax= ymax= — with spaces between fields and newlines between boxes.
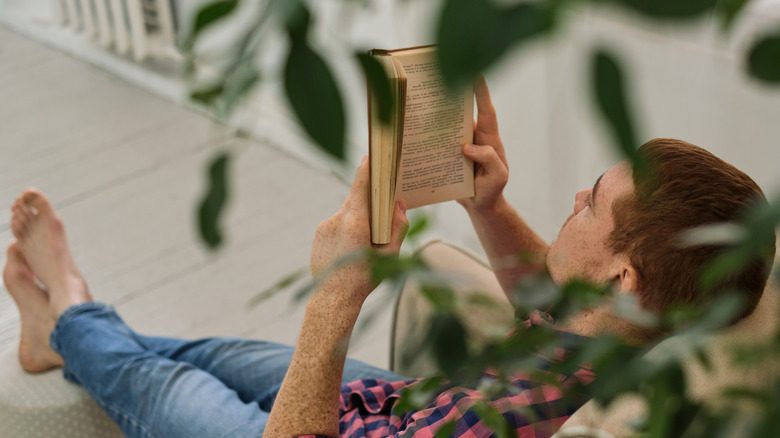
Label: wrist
xmin=309 ymin=277 xmax=368 ymax=313
xmin=304 ymin=290 xmax=363 ymax=345
xmin=464 ymin=193 xmax=510 ymax=218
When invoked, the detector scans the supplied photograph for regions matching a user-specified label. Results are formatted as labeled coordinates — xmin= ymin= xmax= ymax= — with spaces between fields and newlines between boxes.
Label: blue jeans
xmin=49 ymin=302 xmax=405 ymax=438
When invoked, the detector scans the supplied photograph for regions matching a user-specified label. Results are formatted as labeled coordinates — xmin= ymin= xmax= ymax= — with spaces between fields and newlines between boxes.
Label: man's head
xmin=546 ymin=161 xmax=638 ymax=290
xmin=548 ymin=138 xmax=775 ymax=322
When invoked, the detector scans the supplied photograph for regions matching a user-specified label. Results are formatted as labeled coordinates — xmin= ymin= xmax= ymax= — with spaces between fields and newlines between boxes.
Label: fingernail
xmin=398 ymin=199 xmax=407 ymax=213
xmin=361 ymin=155 xmax=368 ymax=163
xmin=465 ymin=144 xmax=477 ymax=153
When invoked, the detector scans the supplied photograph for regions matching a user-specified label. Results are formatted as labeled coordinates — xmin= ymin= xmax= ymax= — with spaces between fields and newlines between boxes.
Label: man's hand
xmin=459 ymin=75 xmax=509 ymax=212
xmin=456 ymin=76 xmax=550 ymax=298
xmin=310 ymin=158 xmax=408 ymax=305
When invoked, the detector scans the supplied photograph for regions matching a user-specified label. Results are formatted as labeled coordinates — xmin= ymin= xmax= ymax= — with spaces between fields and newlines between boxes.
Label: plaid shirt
xmin=302 ymin=313 xmax=595 ymax=437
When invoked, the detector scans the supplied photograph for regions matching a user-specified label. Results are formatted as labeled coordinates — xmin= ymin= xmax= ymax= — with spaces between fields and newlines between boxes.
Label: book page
xmin=393 ymin=50 xmax=474 ymax=209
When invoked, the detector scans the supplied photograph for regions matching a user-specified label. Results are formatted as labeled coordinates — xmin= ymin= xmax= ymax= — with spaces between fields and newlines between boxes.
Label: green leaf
xmin=357 ymin=52 xmax=396 ymax=124
xmin=436 ymin=0 xmax=555 ymax=87
xmin=722 ymin=387 xmax=774 ymax=406
xmin=588 ymin=346 xmax=656 ymax=405
xmin=429 ymin=313 xmax=469 ymax=377
xmin=753 ymin=381 xmax=780 ymax=437
xmin=221 ymin=62 xmax=261 ymax=113
xmin=471 ymin=402 xmax=513 ymax=438
xmin=246 ymin=267 xmax=309 ymax=308
xmin=197 ymin=153 xmax=231 ymax=249
xmin=699 ymin=198 xmax=780 ymax=291
xmin=690 ymin=292 xmax=745 ymax=333
xmin=405 ymin=213 xmax=430 ymax=241
xmin=191 ymin=84 xmax=224 ymax=106
xmin=369 ymin=253 xmax=424 ymax=284
xmin=617 ymin=0 xmax=719 ymax=19
xmin=509 ymin=273 xmax=560 ymax=317
xmin=280 ymin=0 xmax=309 ymax=39
xmin=184 ymin=0 xmax=240 ymax=50
xmin=694 ymin=346 xmax=713 ymax=371
xmin=716 ymin=0 xmax=752 ymax=31
xmin=421 ymin=285 xmax=456 ymax=311
xmin=748 ymin=32 xmax=780 ymax=83
xmin=643 ymin=363 xmax=698 ymax=438
xmin=284 ymin=13 xmax=346 ymax=160
xmin=434 ymin=420 xmax=457 ymax=438
xmin=394 ymin=376 xmax=446 ymax=414
xmin=592 ymin=49 xmax=648 ymax=178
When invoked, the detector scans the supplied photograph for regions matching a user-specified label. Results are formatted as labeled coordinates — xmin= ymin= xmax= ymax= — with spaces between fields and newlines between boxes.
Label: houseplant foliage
xmin=183 ymin=0 xmax=780 ymax=436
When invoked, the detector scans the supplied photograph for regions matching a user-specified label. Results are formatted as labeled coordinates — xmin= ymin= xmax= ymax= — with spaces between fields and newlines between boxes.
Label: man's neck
xmin=558 ymin=306 xmax=657 ymax=347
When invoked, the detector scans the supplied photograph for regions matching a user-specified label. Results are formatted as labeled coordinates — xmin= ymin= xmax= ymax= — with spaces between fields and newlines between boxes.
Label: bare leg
xmin=10 ymin=188 xmax=92 ymax=318
xmin=3 ymin=243 xmax=64 ymax=372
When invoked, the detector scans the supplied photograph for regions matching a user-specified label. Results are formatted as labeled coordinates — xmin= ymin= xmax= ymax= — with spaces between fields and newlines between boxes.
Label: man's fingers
xmin=473 ymin=76 xmax=506 ymax=167
xmin=385 ymin=200 xmax=409 ymax=253
xmin=347 ymin=157 xmax=370 ymax=207
xmin=463 ymin=143 xmax=501 ymax=169
xmin=474 ymin=75 xmax=499 ymax=136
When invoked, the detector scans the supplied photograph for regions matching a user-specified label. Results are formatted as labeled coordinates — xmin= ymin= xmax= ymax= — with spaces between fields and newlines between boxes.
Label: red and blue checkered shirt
xmin=303 ymin=313 xmax=595 ymax=437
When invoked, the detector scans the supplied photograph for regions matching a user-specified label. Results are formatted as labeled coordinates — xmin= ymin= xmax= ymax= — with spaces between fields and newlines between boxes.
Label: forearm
xmin=466 ymin=195 xmax=550 ymax=296
xmin=265 ymin=157 xmax=407 ymax=437
xmin=264 ymin=289 xmax=363 ymax=437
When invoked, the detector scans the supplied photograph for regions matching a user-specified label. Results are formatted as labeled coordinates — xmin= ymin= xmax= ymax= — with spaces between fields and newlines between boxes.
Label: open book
xmin=367 ymin=46 xmax=475 ymax=244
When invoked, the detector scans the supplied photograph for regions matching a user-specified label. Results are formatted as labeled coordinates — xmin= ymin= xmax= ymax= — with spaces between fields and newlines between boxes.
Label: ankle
xmin=49 ymin=282 xmax=91 ymax=319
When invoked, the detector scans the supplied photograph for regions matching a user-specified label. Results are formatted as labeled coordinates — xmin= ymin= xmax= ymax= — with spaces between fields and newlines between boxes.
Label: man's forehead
xmin=599 ymin=162 xmax=635 ymax=201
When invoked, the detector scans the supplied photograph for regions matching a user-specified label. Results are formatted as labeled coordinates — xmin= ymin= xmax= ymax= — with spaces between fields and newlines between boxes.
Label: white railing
xmin=50 ymin=0 xmax=178 ymax=62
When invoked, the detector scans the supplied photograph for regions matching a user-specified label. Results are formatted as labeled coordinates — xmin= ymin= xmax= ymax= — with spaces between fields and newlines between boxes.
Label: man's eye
xmin=585 ymin=193 xmax=592 ymax=208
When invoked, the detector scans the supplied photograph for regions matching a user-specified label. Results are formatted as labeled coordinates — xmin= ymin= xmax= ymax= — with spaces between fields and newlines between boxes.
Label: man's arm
xmin=459 ymin=77 xmax=550 ymax=297
xmin=263 ymin=160 xmax=408 ymax=437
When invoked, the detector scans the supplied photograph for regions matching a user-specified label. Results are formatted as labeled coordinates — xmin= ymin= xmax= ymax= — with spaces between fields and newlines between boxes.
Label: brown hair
xmin=608 ymin=139 xmax=775 ymax=320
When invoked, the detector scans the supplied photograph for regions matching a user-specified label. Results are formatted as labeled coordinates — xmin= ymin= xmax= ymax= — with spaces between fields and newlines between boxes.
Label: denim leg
xmin=131 ymin=335 xmax=406 ymax=411
xmin=50 ymin=303 xmax=268 ymax=438
xmin=49 ymin=302 xmax=406 ymax=438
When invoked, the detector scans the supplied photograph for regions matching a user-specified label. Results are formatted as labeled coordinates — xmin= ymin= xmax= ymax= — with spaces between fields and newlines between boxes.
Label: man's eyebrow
xmin=592 ymin=173 xmax=604 ymax=213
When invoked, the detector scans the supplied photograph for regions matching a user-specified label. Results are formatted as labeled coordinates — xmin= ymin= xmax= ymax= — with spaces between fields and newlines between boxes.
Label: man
xmin=4 ymin=78 xmax=773 ymax=437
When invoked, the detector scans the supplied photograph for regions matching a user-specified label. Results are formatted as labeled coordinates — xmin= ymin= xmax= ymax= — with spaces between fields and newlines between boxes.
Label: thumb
xmin=347 ymin=157 xmax=370 ymax=208
xmin=463 ymin=144 xmax=503 ymax=170
xmin=381 ymin=200 xmax=408 ymax=254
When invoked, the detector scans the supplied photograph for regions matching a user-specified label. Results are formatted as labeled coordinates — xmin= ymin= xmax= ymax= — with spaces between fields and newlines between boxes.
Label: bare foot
xmin=10 ymin=188 xmax=92 ymax=317
xmin=3 ymin=243 xmax=64 ymax=372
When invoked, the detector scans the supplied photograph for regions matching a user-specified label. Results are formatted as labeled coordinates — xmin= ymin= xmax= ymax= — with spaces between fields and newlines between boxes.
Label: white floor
xmin=0 ymin=25 xmax=395 ymax=370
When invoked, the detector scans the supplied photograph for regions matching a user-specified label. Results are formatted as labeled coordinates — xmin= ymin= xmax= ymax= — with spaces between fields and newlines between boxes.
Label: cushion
xmin=0 ymin=348 xmax=123 ymax=437
xmin=390 ymin=240 xmax=515 ymax=377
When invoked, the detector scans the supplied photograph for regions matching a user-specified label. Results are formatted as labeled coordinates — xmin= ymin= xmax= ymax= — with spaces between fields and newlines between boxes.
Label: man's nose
xmin=573 ymin=189 xmax=591 ymax=215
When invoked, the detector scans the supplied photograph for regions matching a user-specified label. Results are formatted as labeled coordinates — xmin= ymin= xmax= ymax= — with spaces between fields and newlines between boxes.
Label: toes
xmin=7 ymin=241 xmax=20 ymax=258
xmin=10 ymin=188 xmax=54 ymax=241
xmin=22 ymin=188 xmax=51 ymax=217
xmin=7 ymin=243 xmax=33 ymax=272
xmin=4 ymin=242 xmax=33 ymax=284
xmin=11 ymin=202 xmax=31 ymax=239
xmin=13 ymin=193 xmax=31 ymax=218
xmin=12 ymin=203 xmax=30 ymax=224
xmin=11 ymin=215 xmax=27 ymax=240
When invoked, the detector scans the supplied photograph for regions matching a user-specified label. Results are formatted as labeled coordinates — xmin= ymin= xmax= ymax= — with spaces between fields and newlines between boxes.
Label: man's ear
xmin=615 ymin=261 xmax=639 ymax=294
